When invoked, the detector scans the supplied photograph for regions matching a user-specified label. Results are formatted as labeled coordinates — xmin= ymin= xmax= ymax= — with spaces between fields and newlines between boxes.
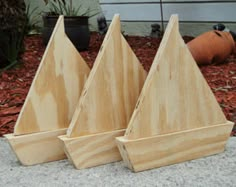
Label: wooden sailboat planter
xmin=59 ymin=14 xmax=147 ymax=169
xmin=4 ymin=16 xmax=90 ymax=165
xmin=116 ymin=15 xmax=234 ymax=172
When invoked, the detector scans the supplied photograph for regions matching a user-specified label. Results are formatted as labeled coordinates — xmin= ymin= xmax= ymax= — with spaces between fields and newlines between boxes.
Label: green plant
xmin=0 ymin=0 xmax=26 ymax=71
xmin=43 ymin=0 xmax=100 ymax=17
xmin=25 ymin=4 xmax=41 ymax=35
xmin=0 ymin=0 xmax=26 ymax=32
xmin=0 ymin=31 xmax=25 ymax=71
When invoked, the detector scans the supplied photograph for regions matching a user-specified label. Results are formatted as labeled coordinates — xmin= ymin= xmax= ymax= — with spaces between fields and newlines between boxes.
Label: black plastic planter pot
xmin=42 ymin=15 xmax=90 ymax=51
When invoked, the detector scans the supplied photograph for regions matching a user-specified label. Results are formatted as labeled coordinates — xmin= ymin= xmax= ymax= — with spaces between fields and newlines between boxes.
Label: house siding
xmin=100 ymin=0 xmax=236 ymax=36
xmin=24 ymin=0 xmax=236 ymax=36
xmin=100 ymin=0 xmax=236 ymax=22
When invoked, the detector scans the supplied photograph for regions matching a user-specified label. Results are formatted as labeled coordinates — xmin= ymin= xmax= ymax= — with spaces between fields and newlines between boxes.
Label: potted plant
xmin=42 ymin=0 xmax=99 ymax=51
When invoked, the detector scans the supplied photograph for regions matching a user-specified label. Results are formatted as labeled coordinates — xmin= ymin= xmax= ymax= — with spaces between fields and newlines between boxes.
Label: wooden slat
xmin=67 ymin=14 xmax=147 ymax=137
xmin=59 ymin=129 xmax=125 ymax=169
xmin=125 ymin=15 xmax=227 ymax=140
xmin=5 ymin=129 xmax=67 ymax=165
xmin=116 ymin=122 xmax=234 ymax=172
xmin=14 ymin=16 xmax=90 ymax=135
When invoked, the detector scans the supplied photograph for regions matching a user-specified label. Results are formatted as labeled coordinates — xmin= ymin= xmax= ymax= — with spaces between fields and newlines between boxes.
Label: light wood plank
xmin=59 ymin=129 xmax=125 ymax=169
xmin=5 ymin=129 xmax=67 ymax=165
xmin=14 ymin=16 xmax=90 ymax=135
xmin=117 ymin=122 xmax=234 ymax=172
xmin=67 ymin=14 xmax=147 ymax=137
xmin=125 ymin=15 xmax=227 ymax=140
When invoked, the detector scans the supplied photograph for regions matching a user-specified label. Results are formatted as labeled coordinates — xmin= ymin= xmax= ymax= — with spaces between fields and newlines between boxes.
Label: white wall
xmin=100 ymin=0 xmax=236 ymax=36
xmin=100 ymin=0 xmax=236 ymax=22
xmin=24 ymin=0 xmax=236 ymax=36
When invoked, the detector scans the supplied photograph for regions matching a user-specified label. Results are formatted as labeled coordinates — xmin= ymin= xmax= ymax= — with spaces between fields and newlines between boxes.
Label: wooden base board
xmin=4 ymin=128 xmax=67 ymax=166
xmin=116 ymin=121 xmax=233 ymax=172
xmin=59 ymin=129 xmax=126 ymax=169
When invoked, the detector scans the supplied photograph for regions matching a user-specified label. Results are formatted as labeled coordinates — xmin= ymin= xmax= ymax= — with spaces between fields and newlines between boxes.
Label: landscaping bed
xmin=0 ymin=32 xmax=235 ymax=136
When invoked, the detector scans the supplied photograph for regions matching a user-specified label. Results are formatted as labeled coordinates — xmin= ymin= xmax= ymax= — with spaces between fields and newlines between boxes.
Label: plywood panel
xmin=60 ymin=129 xmax=125 ymax=169
xmin=5 ymin=129 xmax=67 ymax=165
xmin=117 ymin=122 xmax=233 ymax=172
xmin=14 ymin=16 xmax=90 ymax=135
xmin=125 ymin=15 xmax=227 ymax=139
xmin=67 ymin=14 xmax=147 ymax=137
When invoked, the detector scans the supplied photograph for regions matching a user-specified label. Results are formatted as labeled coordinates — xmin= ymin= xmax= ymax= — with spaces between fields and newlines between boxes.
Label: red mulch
xmin=0 ymin=32 xmax=235 ymax=137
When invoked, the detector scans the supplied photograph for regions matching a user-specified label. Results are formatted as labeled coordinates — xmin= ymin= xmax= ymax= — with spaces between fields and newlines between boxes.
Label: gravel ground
xmin=0 ymin=137 xmax=235 ymax=187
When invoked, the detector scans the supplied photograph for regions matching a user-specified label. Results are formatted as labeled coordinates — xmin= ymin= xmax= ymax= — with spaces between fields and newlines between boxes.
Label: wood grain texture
xmin=125 ymin=15 xmax=227 ymax=139
xmin=5 ymin=129 xmax=67 ymax=165
xmin=67 ymin=14 xmax=147 ymax=137
xmin=14 ymin=16 xmax=90 ymax=135
xmin=117 ymin=122 xmax=234 ymax=172
xmin=59 ymin=129 xmax=125 ymax=169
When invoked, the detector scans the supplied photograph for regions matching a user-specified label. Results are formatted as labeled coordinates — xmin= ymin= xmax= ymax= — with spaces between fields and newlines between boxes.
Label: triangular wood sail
xmin=14 ymin=16 xmax=90 ymax=135
xmin=124 ymin=15 xmax=227 ymax=140
xmin=66 ymin=14 xmax=147 ymax=138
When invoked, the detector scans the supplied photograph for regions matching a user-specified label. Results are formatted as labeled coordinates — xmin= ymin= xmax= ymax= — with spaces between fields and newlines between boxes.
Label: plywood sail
xmin=124 ymin=15 xmax=227 ymax=140
xmin=67 ymin=14 xmax=147 ymax=137
xmin=14 ymin=16 xmax=90 ymax=135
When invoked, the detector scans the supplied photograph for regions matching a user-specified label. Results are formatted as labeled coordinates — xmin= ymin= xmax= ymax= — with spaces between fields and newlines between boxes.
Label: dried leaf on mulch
xmin=0 ymin=33 xmax=235 ymax=136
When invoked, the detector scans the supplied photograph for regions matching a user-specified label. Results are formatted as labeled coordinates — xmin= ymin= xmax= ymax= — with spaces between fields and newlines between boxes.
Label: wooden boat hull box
xmin=59 ymin=129 xmax=125 ymax=169
xmin=116 ymin=122 xmax=234 ymax=172
xmin=4 ymin=128 xmax=67 ymax=166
